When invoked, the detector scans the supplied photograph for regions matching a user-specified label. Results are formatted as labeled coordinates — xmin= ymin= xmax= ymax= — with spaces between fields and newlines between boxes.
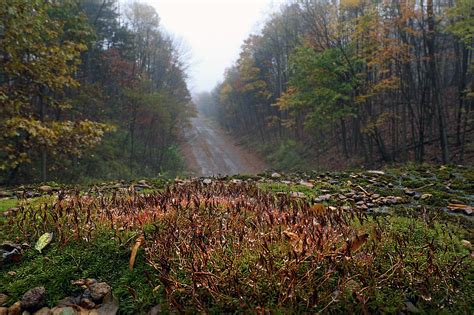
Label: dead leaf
xmin=129 ymin=235 xmax=144 ymax=271
xmin=310 ymin=203 xmax=325 ymax=215
xmin=283 ymin=230 xmax=303 ymax=254
xmin=35 ymin=232 xmax=53 ymax=253
xmin=448 ymin=204 xmax=473 ymax=215
xmin=338 ymin=233 xmax=369 ymax=256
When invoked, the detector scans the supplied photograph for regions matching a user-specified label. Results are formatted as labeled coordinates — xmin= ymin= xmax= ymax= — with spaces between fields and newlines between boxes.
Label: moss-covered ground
xmin=1 ymin=165 xmax=473 ymax=314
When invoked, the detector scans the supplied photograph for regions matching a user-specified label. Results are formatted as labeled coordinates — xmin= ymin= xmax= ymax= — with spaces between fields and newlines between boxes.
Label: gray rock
xmin=38 ymin=186 xmax=52 ymax=194
xmin=367 ymin=170 xmax=385 ymax=176
xmin=290 ymin=191 xmax=306 ymax=199
xmin=21 ymin=287 xmax=45 ymax=312
xmin=50 ymin=307 xmax=76 ymax=315
xmin=56 ymin=297 xmax=79 ymax=308
xmin=33 ymin=307 xmax=51 ymax=315
xmin=0 ymin=294 xmax=7 ymax=306
xmin=0 ymin=191 xmax=13 ymax=197
xmin=271 ymin=172 xmax=281 ymax=178
xmin=80 ymin=298 xmax=95 ymax=309
xmin=421 ymin=193 xmax=432 ymax=200
xmin=148 ymin=305 xmax=162 ymax=315
xmin=89 ymin=282 xmax=111 ymax=302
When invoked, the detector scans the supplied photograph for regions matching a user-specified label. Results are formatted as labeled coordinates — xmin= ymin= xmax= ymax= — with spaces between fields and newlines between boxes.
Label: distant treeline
xmin=1 ymin=0 xmax=192 ymax=184
xmin=197 ymin=0 xmax=473 ymax=170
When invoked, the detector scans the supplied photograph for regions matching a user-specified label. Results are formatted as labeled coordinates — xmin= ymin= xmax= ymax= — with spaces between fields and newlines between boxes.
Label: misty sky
xmin=147 ymin=0 xmax=284 ymax=93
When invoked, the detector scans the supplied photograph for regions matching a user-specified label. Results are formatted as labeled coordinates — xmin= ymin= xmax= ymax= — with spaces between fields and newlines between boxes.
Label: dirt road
xmin=181 ymin=115 xmax=267 ymax=176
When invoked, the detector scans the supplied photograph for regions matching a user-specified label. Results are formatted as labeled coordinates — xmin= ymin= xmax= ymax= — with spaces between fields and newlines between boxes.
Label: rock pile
xmin=0 ymin=280 xmax=117 ymax=315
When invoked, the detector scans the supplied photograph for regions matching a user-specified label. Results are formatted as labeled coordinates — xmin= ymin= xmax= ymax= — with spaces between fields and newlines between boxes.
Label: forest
xmin=197 ymin=0 xmax=473 ymax=171
xmin=1 ymin=0 xmax=192 ymax=184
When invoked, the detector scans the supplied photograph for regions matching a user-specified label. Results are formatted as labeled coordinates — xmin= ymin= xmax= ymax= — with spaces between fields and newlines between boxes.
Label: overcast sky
xmin=146 ymin=0 xmax=284 ymax=93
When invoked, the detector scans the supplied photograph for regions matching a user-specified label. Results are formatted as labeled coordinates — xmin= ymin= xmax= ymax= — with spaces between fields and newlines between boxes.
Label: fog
xmin=147 ymin=0 xmax=285 ymax=93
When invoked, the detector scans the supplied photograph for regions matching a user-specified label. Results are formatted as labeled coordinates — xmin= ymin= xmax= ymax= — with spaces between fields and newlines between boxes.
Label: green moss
xmin=0 ymin=231 xmax=159 ymax=314
xmin=0 ymin=198 xmax=17 ymax=212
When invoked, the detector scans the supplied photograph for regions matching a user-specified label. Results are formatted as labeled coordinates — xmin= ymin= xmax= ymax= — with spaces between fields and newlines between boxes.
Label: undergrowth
xmin=0 ymin=167 xmax=473 ymax=313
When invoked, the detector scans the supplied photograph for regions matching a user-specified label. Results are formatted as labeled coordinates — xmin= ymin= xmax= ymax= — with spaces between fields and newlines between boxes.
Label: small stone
xmin=387 ymin=183 xmax=394 ymax=188
xmin=50 ymin=307 xmax=76 ymax=315
xmin=15 ymin=191 xmax=25 ymax=197
xmin=461 ymin=240 xmax=472 ymax=249
xmin=8 ymin=271 xmax=17 ymax=276
xmin=80 ymin=298 xmax=95 ymax=309
xmin=82 ymin=289 xmax=92 ymax=299
xmin=299 ymin=181 xmax=314 ymax=188
xmin=148 ymin=305 xmax=162 ymax=315
xmin=38 ymin=186 xmax=52 ymax=193
xmin=202 ymin=178 xmax=212 ymax=185
xmin=93 ymin=292 xmax=118 ymax=315
xmin=367 ymin=170 xmax=385 ymax=176
xmin=71 ymin=278 xmax=96 ymax=288
xmin=421 ymin=193 xmax=432 ymax=200
xmin=33 ymin=307 xmax=51 ymax=315
xmin=345 ymin=192 xmax=355 ymax=198
xmin=21 ymin=287 xmax=45 ymax=312
xmin=0 ymin=294 xmax=8 ymax=306
xmin=404 ymin=189 xmax=416 ymax=196
xmin=89 ymin=282 xmax=111 ymax=302
xmin=372 ymin=194 xmax=380 ymax=199
xmin=22 ymin=311 xmax=31 ymax=315
xmin=0 ymin=307 xmax=7 ymax=315
xmin=271 ymin=172 xmax=281 ymax=178
xmin=290 ymin=191 xmax=306 ymax=199
xmin=0 ymin=191 xmax=13 ymax=197
xmin=57 ymin=297 xmax=80 ymax=307
xmin=317 ymin=194 xmax=332 ymax=201
xmin=8 ymin=301 xmax=22 ymax=315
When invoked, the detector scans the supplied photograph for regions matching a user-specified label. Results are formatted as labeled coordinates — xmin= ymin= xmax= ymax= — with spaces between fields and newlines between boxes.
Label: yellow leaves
xmin=129 ymin=235 xmax=145 ymax=271
xmin=276 ymin=88 xmax=299 ymax=111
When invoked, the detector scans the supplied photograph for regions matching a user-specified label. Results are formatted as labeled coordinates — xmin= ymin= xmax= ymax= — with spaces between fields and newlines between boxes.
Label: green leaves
xmin=277 ymin=45 xmax=359 ymax=131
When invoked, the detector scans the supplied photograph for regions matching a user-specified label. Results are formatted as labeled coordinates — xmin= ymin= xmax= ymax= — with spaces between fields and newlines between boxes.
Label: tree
xmin=0 ymin=0 xmax=111 ymax=183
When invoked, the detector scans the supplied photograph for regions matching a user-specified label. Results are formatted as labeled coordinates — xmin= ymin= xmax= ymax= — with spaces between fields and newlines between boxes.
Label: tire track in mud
xmin=181 ymin=115 xmax=267 ymax=176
